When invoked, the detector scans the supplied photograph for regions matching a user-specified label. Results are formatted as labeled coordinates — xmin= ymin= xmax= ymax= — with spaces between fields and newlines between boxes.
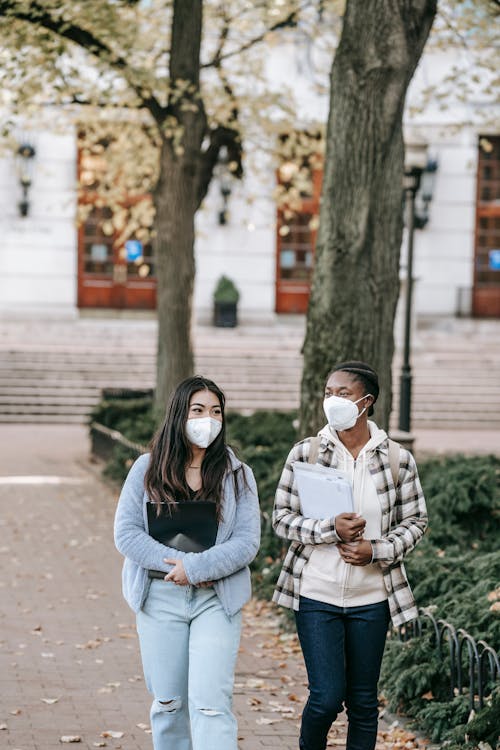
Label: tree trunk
xmin=300 ymin=0 xmax=436 ymax=436
xmin=154 ymin=141 xmax=198 ymax=417
xmin=153 ymin=0 xmax=205 ymax=417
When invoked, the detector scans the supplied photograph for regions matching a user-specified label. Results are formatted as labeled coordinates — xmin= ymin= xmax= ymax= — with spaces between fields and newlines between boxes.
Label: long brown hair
xmin=144 ymin=376 xmax=231 ymax=516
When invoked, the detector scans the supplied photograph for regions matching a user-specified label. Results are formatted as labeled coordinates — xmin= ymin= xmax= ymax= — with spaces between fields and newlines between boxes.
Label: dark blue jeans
xmin=295 ymin=596 xmax=390 ymax=750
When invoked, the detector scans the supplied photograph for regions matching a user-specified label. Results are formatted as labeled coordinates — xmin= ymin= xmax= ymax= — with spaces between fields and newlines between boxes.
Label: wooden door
xmin=275 ymin=169 xmax=322 ymax=314
xmin=77 ymin=205 xmax=156 ymax=309
xmin=77 ymin=138 xmax=156 ymax=310
xmin=473 ymin=136 xmax=500 ymax=317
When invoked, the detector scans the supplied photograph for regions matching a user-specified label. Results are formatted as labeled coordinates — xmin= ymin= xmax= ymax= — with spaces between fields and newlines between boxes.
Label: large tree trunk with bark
xmin=300 ymin=0 xmax=436 ymax=436
xmin=153 ymin=0 xmax=242 ymax=416
xmin=154 ymin=143 xmax=198 ymax=417
xmin=153 ymin=0 xmax=205 ymax=416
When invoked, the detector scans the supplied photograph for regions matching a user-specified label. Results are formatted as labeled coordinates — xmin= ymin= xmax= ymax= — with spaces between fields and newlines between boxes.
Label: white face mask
xmin=323 ymin=394 xmax=371 ymax=432
xmin=185 ymin=417 xmax=222 ymax=448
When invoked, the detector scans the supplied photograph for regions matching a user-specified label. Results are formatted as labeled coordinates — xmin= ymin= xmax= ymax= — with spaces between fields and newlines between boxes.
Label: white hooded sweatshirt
xmin=300 ymin=421 xmax=388 ymax=607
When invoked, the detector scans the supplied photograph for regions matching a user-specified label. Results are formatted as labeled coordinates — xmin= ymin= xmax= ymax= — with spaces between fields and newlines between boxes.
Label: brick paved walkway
xmin=0 ymin=426 xmax=413 ymax=750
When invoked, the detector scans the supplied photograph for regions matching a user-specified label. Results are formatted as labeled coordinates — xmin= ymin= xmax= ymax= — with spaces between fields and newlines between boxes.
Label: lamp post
xmin=215 ymin=145 xmax=232 ymax=226
xmin=398 ymin=142 xmax=427 ymax=434
xmin=16 ymin=143 xmax=36 ymax=217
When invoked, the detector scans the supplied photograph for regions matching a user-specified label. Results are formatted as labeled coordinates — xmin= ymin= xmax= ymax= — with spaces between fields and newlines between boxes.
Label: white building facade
xmin=0 ymin=33 xmax=498 ymax=323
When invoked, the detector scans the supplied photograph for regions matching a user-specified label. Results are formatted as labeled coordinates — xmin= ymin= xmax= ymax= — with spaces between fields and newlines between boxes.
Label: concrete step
xmin=1 ymin=317 xmax=499 ymax=428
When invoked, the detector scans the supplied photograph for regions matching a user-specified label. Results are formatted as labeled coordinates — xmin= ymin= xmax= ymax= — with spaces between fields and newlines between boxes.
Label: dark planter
xmin=213 ymin=301 xmax=238 ymax=327
xmin=89 ymin=421 xmax=146 ymax=461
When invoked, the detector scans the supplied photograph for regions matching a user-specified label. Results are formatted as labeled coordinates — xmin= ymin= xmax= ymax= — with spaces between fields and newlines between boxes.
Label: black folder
xmin=147 ymin=501 xmax=218 ymax=579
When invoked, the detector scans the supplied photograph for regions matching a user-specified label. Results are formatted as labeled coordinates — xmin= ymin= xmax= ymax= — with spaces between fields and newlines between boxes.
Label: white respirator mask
xmin=323 ymin=394 xmax=371 ymax=432
xmin=185 ymin=417 xmax=222 ymax=448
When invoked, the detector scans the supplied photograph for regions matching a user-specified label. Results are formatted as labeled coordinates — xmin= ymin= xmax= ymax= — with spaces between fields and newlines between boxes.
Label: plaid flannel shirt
xmin=272 ymin=429 xmax=428 ymax=627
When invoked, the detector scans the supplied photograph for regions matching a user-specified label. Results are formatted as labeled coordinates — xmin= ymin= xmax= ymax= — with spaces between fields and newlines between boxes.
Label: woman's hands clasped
xmin=338 ymin=540 xmax=373 ymax=566
xmin=163 ymin=558 xmax=214 ymax=588
xmin=335 ymin=513 xmax=373 ymax=566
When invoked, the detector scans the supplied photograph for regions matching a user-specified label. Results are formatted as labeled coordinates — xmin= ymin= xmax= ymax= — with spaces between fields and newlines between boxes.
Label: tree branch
xmin=0 ymin=0 xmax=167 ymax=124
xmin=195 ymin=4 xmax=243 ymax=209
xmin=201 ymin=7 xmax=299 ymax=69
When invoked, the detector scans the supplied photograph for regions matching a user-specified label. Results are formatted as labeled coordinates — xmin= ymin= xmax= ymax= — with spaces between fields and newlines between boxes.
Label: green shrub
xmin=226 ymin=410 xmax=298 ymax=597
xmin=417 ymin=455 xmax=499 ymax=552
xmin=213 ymin=275 xmax=240 ymax=303
xmin=89 ymin=392 xmax=155 ymax=480
xmin=379 ymin=454 xmax=500 ymax=746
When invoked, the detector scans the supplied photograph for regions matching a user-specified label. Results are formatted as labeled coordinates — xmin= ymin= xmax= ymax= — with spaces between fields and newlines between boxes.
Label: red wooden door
xmin=77 ymin=205 xmax=156 ymax=310
xmin=473 ymin=136 xmax=500 ymax=318
xmin=275 ymin=169 xmax=322 ymax=314
xmin=77 ymin=140 xmax=156 ymax=310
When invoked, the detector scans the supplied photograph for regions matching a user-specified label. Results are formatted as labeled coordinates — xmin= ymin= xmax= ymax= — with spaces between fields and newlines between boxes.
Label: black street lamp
xmin=398 ymin=142 xmax=436 ymax=434
xmin=16 ymin=143 xmax=36 ymax=217
xmin=215 ymin=145 xmax=233 ymax=226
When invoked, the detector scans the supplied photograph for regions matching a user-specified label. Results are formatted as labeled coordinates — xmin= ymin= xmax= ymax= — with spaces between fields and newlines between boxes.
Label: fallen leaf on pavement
xmin=244 ymin=678 xmax=265 ymax=688
xmin=60 ymin=736 xmax=82 ymax=743
xmin=75 ymin=639 xmax=102 ymax=650
xmin=247 ymin=697 xmax=262 ymax=706
xmin=41 ymin=697 xmax=60 ymax=704
xmin=268 ymin=701 xmax=294 ymax=713
xmin=100 ymin=731 xmax=124 ymax=739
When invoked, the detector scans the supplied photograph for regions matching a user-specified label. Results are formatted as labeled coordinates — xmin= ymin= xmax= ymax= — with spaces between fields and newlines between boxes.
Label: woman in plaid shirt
xmin=272 ymin=361 xmax=427 ymax=750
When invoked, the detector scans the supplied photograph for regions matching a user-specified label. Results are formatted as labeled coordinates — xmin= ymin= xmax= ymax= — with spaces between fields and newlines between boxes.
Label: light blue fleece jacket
xmin=114 ymin=450 xmax=261 ymax=617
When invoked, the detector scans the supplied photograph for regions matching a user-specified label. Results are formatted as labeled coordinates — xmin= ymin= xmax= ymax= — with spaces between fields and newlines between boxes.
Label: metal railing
xmin=397 ymin=608 xmax=500 ymax=711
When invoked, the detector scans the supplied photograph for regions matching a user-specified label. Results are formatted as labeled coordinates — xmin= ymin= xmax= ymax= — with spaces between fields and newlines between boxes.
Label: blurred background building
xmin=0 ymin=27 xmax=499 ymax=324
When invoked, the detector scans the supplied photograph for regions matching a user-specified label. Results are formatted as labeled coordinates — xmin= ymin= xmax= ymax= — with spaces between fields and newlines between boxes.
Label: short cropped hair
xmin=328 ymin=361 xmax=379 ymax=416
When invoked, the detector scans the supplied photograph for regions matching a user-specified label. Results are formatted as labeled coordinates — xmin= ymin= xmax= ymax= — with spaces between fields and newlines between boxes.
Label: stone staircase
xmin=0 ymin=316 xmax=499 ymax=430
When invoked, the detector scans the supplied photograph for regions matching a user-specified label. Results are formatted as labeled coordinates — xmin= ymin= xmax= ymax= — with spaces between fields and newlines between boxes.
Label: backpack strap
xmin=387 ymin=438 xmax=401 ymax=489
xmin=308 ymin=436 xmax=321 ymax=464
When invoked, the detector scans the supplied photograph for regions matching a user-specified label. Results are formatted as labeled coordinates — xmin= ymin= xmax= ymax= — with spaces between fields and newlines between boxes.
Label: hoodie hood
xmin=318 ymin=420 xmax=388 ymax=457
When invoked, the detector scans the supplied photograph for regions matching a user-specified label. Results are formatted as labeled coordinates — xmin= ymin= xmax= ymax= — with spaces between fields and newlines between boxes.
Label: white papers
xmin=293 ymin=462 xmax=354 ymax=519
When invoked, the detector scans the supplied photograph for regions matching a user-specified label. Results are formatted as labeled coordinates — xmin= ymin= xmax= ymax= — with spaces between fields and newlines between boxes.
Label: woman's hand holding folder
xmin=335 ymin=512 xmax=366 ymax=542
xmin=335 ymin=513 xmax=372 ymax=566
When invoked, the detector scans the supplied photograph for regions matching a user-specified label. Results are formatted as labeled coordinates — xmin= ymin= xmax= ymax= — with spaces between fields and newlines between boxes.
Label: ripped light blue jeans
xmin=136 ymin=579 xmax=242 ymax=750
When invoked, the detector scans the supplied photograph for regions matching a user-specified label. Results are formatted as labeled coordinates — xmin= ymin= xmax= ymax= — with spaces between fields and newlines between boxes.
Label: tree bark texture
xmin=154 ymin=0 xmax=243 ymax=416
xmin=300 ymin=0 xmax=436 ymax=436
xmin=154 ymin=0 xmax=205 ymax=416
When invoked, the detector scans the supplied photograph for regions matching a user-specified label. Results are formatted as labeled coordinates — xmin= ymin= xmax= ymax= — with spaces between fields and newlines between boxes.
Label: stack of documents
xmin=293 ymin=462 xmax=354 ymax=519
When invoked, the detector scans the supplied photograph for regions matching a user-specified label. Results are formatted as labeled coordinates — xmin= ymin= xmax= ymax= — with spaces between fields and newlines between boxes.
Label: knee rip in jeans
xmin=154 ymin=697 xmax=182 ymax=713
xmin=197 ymin=708 xmax=224 ymax=717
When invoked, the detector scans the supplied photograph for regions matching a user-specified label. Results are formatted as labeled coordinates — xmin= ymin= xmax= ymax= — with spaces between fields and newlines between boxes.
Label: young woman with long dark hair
xmin=272 ymin=361 xmax=427 ymax=750
xmin=114 ymin=376 xmax=260 ymax=750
